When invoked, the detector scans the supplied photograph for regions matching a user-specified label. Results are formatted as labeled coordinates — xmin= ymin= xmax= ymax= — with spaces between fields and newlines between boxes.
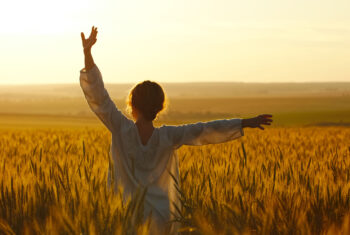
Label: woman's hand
xmin=81 ymin=26 xmax=98 ymax=53
xmin=242 ymin=114 xmax=273 ymax=130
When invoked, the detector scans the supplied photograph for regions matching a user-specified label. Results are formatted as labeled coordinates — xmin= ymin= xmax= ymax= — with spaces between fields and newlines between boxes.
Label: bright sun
xmin=2 ymin=0 xmax=88 ymax=34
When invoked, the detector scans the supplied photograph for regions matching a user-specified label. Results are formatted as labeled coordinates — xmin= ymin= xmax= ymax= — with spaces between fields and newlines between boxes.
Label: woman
xmin=80 ymin=26 xmax=273 ymax=234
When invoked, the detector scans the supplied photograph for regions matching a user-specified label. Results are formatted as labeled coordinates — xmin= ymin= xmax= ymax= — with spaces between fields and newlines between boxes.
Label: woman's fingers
xmin=90 ymin=27 xmax=98 ymax=41
xmin=81 ymin=32 xmax=86 ymax=42
xmin=259 ymin=115 xmax=272 ymax=122
xmin=90 ymin=26 xmax=94 ymax=36
xmin=88 ymin=26 xmax=96 ymax=40
xmin=251 ymin=114 xmax=273 ymax=130
xmin=81 ymin=26 xmax=98 ymax=49
xmin=93 ymin=31 xmax=98 ymax=40
xmin=89 ymin=27 xmax=97 ymax=39
xmin=262 ymin=120 xmax=272 ymax=125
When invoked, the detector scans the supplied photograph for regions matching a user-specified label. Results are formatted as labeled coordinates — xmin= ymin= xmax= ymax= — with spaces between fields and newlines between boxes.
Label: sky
xmin=0 ymin=0 xmax=350 ymax=84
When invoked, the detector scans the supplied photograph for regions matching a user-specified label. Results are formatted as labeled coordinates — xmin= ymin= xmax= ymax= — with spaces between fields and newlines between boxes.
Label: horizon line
xmin=0 ymin=81 xmax=349 ymax=86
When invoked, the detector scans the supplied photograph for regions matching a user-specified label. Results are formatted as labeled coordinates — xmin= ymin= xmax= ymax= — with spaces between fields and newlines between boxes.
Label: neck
xmin=135 ymin=118 xmax=155 ymax=145
xmin=135 ymin=118 xmax=154 ymax=130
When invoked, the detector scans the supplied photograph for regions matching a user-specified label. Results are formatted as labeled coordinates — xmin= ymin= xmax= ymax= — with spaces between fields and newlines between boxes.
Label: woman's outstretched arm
xmin=80 ymin=26 xmax=131 ymax=132
xmin=169 ymin=114 xmax=273 ymax=148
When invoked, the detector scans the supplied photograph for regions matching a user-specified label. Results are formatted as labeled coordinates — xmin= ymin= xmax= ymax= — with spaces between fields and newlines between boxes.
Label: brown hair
xmin=127 ymin=80 xmax=166 ymax=121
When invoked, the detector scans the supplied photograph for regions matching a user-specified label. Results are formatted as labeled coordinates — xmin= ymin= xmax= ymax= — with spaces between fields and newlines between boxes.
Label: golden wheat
xmin=0 ymin=127 xmax=349 ymax=234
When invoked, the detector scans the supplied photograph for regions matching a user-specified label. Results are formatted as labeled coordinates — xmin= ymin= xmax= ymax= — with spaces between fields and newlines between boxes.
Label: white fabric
xmin=80 ymin=65 xmax=244 ymax=234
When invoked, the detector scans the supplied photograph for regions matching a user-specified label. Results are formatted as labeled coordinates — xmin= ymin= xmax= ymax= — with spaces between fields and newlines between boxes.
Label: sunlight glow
xmin=0 ymin=0 xmax=349 ymax=84
xmin=1 ymin=0 xmax=89 ymax=34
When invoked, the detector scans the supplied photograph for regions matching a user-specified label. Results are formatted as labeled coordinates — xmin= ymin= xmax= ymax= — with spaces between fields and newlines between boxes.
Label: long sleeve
xmin=169 ymin=118 xmax=244 ymax=149
xmin=80 ymin=65 xmax=131 ymax=132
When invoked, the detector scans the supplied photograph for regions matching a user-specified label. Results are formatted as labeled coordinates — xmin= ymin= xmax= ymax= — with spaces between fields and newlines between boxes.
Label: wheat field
xmin=0 ymin=126 xmax=349 ymax=234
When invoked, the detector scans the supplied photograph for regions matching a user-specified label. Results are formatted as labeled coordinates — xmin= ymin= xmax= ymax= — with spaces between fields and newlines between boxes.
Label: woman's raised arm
xmin=80 ymin=26 xmax=131 ymax=132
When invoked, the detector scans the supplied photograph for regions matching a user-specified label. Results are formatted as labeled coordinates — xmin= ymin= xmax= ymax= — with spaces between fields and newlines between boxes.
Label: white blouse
xmin=80 ymin=65 xmax=244 ymax=234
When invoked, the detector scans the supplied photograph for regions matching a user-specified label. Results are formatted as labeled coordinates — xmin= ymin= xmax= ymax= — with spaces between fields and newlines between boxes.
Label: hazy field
xmin=0 ymin=82 xmax=349 ymax=128
xmin=0 ymin=83 xmax=349 ymax=234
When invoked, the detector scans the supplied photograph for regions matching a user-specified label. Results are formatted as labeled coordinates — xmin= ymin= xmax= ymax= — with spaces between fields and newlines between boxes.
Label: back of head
xmin=128 ymin=80 xmax=165 ymax=121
